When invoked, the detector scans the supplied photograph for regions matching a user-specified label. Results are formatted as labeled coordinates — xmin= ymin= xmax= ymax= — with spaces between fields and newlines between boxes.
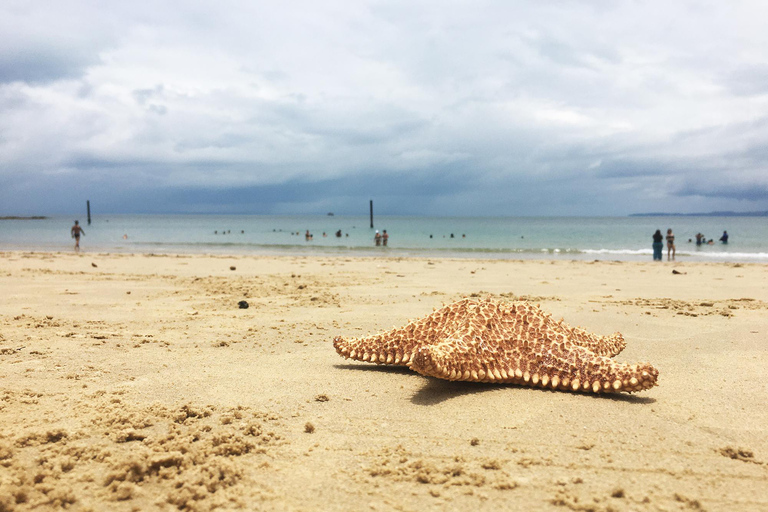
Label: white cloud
xmin=1 ymin=0 xmax=767 ymax=215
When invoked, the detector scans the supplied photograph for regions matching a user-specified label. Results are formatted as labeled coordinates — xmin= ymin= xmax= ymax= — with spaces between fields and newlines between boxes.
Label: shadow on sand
xmin=411 ymin=379 xmax=502 ymax=405
xmin=411 ymin=379 xmax=657 ymax=406
xmin=335 ymin=364 xmax=656 ymax=406
xmin=333 ymin=363 xmax=414 ymax=376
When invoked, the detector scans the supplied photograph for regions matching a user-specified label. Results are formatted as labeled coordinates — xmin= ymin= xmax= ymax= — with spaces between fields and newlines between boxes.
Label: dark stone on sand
xmin=230 ymin=266 xmax=236 ymax=271
xmin=238 ymin=300 xmax=249 ymax=309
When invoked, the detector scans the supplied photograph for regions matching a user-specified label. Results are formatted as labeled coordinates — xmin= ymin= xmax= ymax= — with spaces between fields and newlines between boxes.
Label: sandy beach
xmin=0 ymin=251 xmax=766 ymax=511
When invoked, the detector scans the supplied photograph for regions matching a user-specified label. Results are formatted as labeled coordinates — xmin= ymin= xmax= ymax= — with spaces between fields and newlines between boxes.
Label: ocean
xmin=1 ymin=214 xmax=766 ymax=263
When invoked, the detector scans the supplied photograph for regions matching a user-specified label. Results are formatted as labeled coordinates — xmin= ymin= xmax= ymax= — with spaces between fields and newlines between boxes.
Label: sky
xmin=2 ymin=0 xmax=768 ymax=217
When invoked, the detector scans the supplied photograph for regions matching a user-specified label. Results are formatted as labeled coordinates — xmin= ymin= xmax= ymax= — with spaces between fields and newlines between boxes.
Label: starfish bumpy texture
xmin=333 ymin=298 xmax=658 ymax=394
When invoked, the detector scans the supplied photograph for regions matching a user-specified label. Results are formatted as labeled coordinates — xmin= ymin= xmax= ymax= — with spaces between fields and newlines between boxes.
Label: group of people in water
xmin=299 ymin=229 xmax=389 ymax=246
xmin=692 ymin=232 xmax=727 ymax=246
xmin=374 ymin=230 xmax=389 ymax=246
xmin=302 ymin=229 xmax=350 ymax=240
xmin=652 ymin=228 xmax=729 ymax=261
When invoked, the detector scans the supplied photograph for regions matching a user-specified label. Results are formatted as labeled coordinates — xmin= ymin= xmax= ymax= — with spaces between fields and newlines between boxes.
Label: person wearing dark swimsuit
xmin=71 ymin=220 xmax=85 ymax=252
xmin=666 ymin=228 xmax=675 ymax=261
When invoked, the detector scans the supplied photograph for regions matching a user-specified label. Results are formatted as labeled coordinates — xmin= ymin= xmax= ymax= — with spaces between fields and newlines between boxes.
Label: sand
xmin=0 ymin=251 xmax=766 ymax=511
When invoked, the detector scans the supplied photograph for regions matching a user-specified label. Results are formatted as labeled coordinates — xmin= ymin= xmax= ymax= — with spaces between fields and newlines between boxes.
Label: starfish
xmin=333 ymin=298 xmax=658 ymax=394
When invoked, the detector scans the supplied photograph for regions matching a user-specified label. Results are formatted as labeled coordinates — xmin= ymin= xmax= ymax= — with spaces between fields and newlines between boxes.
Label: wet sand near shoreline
xmin=1 ymin=251 xmax=767 ymax=511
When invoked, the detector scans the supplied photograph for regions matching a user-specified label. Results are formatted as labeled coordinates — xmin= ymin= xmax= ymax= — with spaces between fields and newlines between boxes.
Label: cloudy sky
xmin=2 ymin=1 xmax=767 ymax=216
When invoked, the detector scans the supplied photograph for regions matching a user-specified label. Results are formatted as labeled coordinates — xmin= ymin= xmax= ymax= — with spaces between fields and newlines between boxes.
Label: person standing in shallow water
xmin=71 ymin=220 xmax=85 ymax=252
xmin=652 ymin=229 xmax=663 ymax=261
xmin=666 ymin=228 xmax=676 ymax=261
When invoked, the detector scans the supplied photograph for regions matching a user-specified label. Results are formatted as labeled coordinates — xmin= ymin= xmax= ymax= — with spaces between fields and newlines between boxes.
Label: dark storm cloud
xmin=0 ymin=47 xmax=99 ymax=84
xmin=13 ymin=165 xmax=473 ymax=216
xmin=675 ymin=181 xmax=768 ymax=202
xmin=594 ymin=158 xmax=693 ymax=179
xmin=169 ymin=167 xmax=468 ymax=208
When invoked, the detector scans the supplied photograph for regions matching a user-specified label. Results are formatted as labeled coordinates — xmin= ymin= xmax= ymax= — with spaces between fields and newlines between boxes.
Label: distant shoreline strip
xmin=630 ymin=211 xmax=768 ymax=217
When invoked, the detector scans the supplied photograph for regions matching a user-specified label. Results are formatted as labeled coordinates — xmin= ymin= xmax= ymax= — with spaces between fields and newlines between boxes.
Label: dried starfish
xmin=333 ymin=298 xmax=658 ymax=393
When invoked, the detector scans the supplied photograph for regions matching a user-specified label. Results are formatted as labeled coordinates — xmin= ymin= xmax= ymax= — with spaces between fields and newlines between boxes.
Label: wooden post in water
xmin=369 ymin=200 xmax=374 ymax=229
xmin=87 ymin=201 xmax=91 ymax=225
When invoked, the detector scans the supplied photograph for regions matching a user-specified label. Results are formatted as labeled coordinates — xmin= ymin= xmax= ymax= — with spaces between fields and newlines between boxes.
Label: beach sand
xmin=0 ymin=252 xmax=766 ymax=511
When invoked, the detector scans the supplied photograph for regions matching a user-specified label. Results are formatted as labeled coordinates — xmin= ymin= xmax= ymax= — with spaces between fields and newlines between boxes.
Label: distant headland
xmin=0 ymin=216 xmax=48 ymax=220
xmin=630 ymin=211 xmax=768 ymax=217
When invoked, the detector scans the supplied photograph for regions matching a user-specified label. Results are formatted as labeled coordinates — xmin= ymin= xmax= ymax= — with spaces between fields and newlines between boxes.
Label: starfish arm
xmin=513 ymin=302 xmax=627 ymax=357
xmin=559 ymin=327 xmax=626 ymax=358
xmin=409 ymin=339 xmax=658 ymax=394
xmin=333 ymin=299 xmax=477 ymax=365
xmin=333 ymin=333 xmax=416 ymax=365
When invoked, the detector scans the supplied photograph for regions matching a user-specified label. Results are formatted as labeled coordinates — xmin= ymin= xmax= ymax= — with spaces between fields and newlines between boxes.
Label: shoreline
xmin=2 ymin=244 xmax=766 ymax=264
xmin=1 ymin=252 xmax=766 ymax=510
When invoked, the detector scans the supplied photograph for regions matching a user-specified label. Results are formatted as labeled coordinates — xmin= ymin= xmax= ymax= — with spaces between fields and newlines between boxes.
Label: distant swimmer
xmin=374 ymin=230 xmax=382 ymax=246
xmin=71 ymin=220 xmax=85 ymax=252
xmin=382 ymin=230 xmax=389 ymax=246
xmin=305 ymin=230 xmax=313 ymax=241
xmin=719 ymin=231 xmax=729 ymax=244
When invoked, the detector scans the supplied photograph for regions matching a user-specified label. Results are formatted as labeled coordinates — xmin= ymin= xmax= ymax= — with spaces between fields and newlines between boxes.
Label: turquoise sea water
xmin=1 ymin=214 xmax=766 ymax=263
